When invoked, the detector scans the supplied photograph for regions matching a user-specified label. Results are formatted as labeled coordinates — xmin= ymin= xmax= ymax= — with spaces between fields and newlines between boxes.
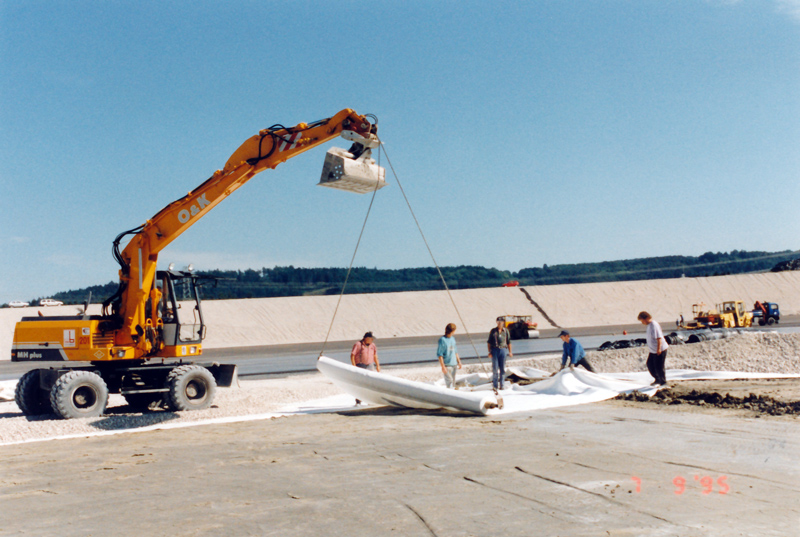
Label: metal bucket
xmin=318 ymin=147 xmax=387 ymax=194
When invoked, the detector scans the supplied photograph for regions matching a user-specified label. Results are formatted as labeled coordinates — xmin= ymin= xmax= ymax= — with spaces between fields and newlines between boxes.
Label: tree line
xmin=19 ymin=249 xmax=795 ymax=306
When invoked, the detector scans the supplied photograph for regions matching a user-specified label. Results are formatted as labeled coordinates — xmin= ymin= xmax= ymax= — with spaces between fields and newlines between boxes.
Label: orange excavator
xmin=12 ymin=109 xmax=386 ymax=419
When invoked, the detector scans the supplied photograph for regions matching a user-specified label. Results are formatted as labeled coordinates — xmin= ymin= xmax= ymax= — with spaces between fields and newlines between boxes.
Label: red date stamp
xmin=630 ymin=475 xmax=729 ymax=495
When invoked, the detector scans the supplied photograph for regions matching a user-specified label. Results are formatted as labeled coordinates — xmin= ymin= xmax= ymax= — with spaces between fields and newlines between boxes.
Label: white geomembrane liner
xmin=316 ymin=357 xmax=497 ymax=415
xmin=317 ymin=357 xmax=800 ymax=416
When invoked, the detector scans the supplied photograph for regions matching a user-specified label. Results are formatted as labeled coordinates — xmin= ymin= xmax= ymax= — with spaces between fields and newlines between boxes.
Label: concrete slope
xmin=526 ymin=271 xmax=800 ymax=329
xmin=2 ymin=271 xmax=798 ymax=358
xmin=198 ymin=286 xmax=533 ymax=348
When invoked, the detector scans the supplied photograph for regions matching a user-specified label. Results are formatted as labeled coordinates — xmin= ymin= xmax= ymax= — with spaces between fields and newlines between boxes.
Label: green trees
xmin=38 ymin=249 xmax=798 ymax=305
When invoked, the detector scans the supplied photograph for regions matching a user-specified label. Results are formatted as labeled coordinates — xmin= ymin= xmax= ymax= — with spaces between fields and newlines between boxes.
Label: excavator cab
xmin=156 ymin=269 xmax=205 ymax=357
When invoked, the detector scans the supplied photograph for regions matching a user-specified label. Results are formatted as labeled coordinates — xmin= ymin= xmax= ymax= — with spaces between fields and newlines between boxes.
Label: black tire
xmin=50 ymin=370 xmax=108 ymax=419
xmin=759 ymin=319 xmax=766 ymax=326
xmin=15 ymin=369 xmax=51 ymax=416
xmin=123 ymin=393 xmax=165 ymax=412
xmin=767 ymin=317 xmax=776 ymax=326
xmin=165 ymin=365 xmax=216 ymax=411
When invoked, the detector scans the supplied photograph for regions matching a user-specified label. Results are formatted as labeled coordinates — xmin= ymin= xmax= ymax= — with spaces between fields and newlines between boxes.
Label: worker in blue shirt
xmin=553 ymin=330 xmax=596 ymax=375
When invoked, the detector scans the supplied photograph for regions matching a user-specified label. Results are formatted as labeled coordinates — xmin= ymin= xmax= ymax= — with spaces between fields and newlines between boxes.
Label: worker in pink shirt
xmin=350 ymin=331 xmax=381 ymax=372
xmin=351 ymin=332 xmax=380 ymax=405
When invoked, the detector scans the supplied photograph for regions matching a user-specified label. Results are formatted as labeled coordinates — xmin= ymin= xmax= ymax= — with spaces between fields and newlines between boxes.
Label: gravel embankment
xmin=589 ymin=331 xmax=800 ymax=373
xmin=1 ymin=332 xmax=798 ymax=445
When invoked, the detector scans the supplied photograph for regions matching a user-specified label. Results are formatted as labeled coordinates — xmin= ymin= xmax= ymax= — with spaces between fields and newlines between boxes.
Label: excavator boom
xmin=110 ymin=109 xmax=383 ymax=356
xmin=15 ymin=109 xmax=385 ymax=362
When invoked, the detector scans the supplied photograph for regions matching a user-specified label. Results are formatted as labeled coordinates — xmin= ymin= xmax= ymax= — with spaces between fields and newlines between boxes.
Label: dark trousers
xmin=575 ymin=357 xmax=596 ymax=373
xmin=646 ymin=350 xmax=668 ymax=385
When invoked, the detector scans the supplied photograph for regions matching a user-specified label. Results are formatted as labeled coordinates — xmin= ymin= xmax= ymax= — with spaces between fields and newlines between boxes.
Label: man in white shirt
xmin=638 ymin=311 xmax=669 ymax=386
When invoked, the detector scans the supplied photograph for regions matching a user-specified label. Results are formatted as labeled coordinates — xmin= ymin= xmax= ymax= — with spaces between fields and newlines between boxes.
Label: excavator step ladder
xmin=318 ymin=147 xmax=387 ymax=194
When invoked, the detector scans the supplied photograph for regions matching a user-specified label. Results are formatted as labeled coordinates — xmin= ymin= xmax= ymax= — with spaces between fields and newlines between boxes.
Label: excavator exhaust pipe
xmin=318 ymin=147 xmax=387 ymax=194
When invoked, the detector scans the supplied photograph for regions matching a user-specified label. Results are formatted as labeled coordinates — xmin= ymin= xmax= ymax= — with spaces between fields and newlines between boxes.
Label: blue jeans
xmin=491 ymin=348 xmax=508 ymax=390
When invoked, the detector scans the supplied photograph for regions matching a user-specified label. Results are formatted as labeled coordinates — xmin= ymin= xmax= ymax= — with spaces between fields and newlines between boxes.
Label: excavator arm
xmin=108 ymin=109 xmax=382 ymax=356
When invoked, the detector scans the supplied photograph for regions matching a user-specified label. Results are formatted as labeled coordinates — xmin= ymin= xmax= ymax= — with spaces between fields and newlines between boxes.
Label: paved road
xmin=205 ymin=330 xmax=630 ymax=378
xmin=2 ymin=321 xmax=798 ymax=380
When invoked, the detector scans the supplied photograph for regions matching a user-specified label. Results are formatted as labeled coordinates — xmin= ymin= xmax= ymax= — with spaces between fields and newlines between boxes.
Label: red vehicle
xmin=502 ymin=281 xmax=519 ymax=287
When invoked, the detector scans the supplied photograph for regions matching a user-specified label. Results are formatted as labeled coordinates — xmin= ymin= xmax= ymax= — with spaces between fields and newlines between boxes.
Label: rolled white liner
xmin=317 ymin=356 xmax=497 ymax=415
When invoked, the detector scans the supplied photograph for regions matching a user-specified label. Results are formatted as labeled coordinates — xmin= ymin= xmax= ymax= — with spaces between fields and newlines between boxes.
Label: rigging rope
xmin=318 ymin=146 xmax=383 ymax=358
xmin=320 ymin=139 xmax=490 ymax=377
xmin=377 ymin=140 xmax=489 ymax=374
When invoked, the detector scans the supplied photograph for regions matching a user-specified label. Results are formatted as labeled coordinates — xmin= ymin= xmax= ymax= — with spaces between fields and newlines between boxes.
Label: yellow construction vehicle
xmin=12 ymin=109 xmax=385 ymax=419
xmin=680 ymin=303 xmax=715 ymax=330
xmin=680 ymin=300 xmax=753 ymax=329
xmin=715 ymin=300 xmax=753 ymax=328
xmin=499 ymin=315 xmax=540 ymax=339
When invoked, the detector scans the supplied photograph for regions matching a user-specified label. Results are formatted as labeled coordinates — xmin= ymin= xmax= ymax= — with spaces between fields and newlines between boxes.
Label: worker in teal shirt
xmin=554 ymin=330 xmax=596 ymax=374
xmin=437 ymin=323 xmax=462 ymax=388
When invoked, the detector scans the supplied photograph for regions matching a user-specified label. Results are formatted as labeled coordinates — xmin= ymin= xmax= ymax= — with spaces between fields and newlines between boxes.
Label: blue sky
xmin=1 ymin=0 xmax=799 ymax=304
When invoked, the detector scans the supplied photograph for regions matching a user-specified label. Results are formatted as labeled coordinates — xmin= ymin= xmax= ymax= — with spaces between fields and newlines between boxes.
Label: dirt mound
xmin=615 ymin=378 xmax=800 ymax=416
xmin=771 ymin=258 xmax=800 ymax=272
xmin=617 ymin=389 xmax=800 ymax=415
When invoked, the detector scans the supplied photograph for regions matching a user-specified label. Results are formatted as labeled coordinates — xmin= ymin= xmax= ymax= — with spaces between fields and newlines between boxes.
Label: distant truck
xmin=752 ymin=301 xmax=780 ymax=326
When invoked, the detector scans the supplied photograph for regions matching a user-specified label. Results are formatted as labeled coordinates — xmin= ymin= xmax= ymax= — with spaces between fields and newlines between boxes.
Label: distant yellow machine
xmin=499 ymin=315 xmax=540 ymax=339
xmin=715 ymin=300 xmax=753 ymax=328
xmin=680 ymin=300 xmax=753 ymax=329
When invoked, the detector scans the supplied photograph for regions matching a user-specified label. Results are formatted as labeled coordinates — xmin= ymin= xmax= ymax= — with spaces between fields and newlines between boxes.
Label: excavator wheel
xmin=15 ymin=369 xmax=52 ymax=416
xmin=50 ymin=370 xmax=109 ymax=419
xmin=165 ymin=365 xmax=216 ymax=412
xmin=767 ymin=317 xmax=776 ymax=326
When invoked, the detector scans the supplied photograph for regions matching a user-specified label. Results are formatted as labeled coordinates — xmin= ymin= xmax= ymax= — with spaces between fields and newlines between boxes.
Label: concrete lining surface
xmin=1 ymin=403 xmax=797 ymax=536
xmin=4 ymin=271 xmax=800 ymax=358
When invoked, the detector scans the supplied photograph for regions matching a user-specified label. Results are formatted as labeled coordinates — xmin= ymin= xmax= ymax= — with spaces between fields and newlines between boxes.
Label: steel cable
xmin=318 ymin=145 xmax=383 ymax=359
xmin=377 ymin=139 xmax=490 ymax=375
